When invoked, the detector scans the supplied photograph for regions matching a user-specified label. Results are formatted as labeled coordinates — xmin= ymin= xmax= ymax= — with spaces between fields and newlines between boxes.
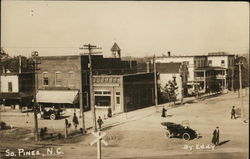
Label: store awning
xmin=36 ymin=90 xmax=79 ymax=104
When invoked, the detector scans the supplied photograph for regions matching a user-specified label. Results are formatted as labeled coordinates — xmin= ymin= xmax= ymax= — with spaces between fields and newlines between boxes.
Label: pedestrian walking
xmin=72 ymin=113 xmax=79 ymax=130
xmin=231 ymin=106 xmax=236 ymax=119
xmin=161 ymin=107 xmax=167 ymax=118
xmin=97 ymin=116 xmax=104 ymax=130
xmin=107 ymin=108 xmax=112 ymax=118
xmin=212 ymin=126 xmax=220 ymax=146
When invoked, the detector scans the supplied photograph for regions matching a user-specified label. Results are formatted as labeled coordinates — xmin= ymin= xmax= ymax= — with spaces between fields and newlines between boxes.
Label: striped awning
xmin=36 ymin=90 xmax=78 ymax=104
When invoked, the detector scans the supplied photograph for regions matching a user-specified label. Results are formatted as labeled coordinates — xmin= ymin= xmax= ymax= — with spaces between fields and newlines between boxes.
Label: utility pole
xmin=238 ymin=62 xmax=245 ymax=120
xmin=153 ymin=55 xmax=158 ymax=112
xmin=231 ymin=68 xmax=234 ymax=91
xmin=80 ymin=44 xmax=102 ymax=132
xmin=31 ymin=51 xmax=40 ymax=141
xmin=79 ymin=56 xmax=85 ymax=134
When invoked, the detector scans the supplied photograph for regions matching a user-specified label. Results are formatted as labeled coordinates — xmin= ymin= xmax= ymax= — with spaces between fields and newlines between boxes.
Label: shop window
xmin=95 ymin=96 xmax=111 ymax=106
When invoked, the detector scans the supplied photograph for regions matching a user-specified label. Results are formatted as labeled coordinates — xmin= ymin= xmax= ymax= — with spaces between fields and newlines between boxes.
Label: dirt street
xmin=0 ymin=89 xmax=249 ymax=159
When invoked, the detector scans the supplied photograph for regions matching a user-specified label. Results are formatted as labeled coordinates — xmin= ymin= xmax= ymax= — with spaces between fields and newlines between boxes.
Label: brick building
xmin=93 ymin=73 xmax=155 ymax=113
xmin=36 ymin=52 xmax=137 ymax=111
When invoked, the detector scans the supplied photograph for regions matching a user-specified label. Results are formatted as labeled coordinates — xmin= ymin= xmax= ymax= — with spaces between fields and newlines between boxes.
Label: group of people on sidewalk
xmin=72 ymin=113 xmax=104 ymax=131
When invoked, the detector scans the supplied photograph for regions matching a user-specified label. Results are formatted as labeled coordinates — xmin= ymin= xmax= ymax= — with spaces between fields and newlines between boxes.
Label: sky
xmin=1 ymin=1 xmax=249 ymax=58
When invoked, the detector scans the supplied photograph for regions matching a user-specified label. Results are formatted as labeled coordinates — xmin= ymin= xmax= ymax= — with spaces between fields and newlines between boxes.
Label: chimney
xmin=168 ymin=51 xmax=171 ymax=57
xmin=19 ymin=55 xmax=22 ymax=74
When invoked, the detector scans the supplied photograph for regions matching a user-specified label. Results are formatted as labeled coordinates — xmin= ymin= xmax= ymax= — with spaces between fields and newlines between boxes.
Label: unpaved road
xmin=0 ymin=89 xmax=249 ymax=159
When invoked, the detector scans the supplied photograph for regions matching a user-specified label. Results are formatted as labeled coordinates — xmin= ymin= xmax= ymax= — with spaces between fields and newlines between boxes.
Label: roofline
xmin=37 ymin=54 xmax=103 ymax=58
xmin=122 ymin=72 xmax=154 ymax=77
xmin=194 ymin=66 xmax=227 ymax=71
xmin=156 ymin=55 xmax=207 ymax=58
xmin=93 ymin=72 xmax=153 ymax=78
xmin=38 ymin=55 xmax=80 ymax=58
xmin=0 ymin=72 xmax=34 ymax=76
xmin=208 ymin=55 xmax=235 ymax=57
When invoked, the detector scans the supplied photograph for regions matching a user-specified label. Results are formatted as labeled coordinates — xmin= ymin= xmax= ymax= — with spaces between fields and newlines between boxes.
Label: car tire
xmin=50 ymin=113 xmax=56 ymax=120
xmin=165 ymin=131 xmax=171 ymax=138
xmin=182 ymin=133 xmax=190 ymax=141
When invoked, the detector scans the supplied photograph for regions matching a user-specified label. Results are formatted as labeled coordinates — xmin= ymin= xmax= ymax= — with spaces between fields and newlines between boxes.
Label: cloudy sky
xmin=1 ymin=1 xmax=249 ymax=57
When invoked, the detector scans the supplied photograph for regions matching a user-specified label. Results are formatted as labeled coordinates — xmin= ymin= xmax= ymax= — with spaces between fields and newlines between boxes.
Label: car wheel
xmin=182 ymin=133 xmax=190 ymax=141
xmin=165 ymin=131 xmax=171 ymax=138
xmin=50 ymin=113 xmax=56 ymax=120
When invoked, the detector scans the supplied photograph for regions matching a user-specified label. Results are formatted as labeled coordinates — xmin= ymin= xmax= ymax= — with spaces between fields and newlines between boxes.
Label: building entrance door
xmin=115 ymin=92 xmax=122 ymax=113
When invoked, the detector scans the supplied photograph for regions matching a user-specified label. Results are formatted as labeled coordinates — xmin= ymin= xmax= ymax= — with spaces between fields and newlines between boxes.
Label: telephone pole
xmin=31 ymin=51 xmax=40 ymax=141
xmin=238 ymin=61 xmax=245 ymax=120
xmin=153 ymin=55 xmax=158 ymax=112
xmin=79 ymin=56 xmax=85 ymax=134
xmin=80 ymin=44 xmax=102 ymax=132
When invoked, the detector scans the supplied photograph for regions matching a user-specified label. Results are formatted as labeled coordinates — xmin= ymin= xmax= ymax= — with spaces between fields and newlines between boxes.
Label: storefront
xmin=93 ymin=73 xmax=155 ymax=114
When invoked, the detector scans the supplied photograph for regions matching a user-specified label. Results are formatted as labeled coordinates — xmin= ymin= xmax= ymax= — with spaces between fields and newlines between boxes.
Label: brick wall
xmin=37 ymin=56 xmax=81 ymax=90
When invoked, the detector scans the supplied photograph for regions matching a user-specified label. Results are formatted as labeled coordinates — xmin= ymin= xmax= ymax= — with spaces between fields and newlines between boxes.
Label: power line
xmin=2 ymin=46 xmax=81 ymax=49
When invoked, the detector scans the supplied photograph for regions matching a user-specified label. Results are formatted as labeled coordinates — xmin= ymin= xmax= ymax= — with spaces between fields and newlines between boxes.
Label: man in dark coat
xmin=231 ymin=106 xmax=236 ymax=119
xmin=161 ymin=107 xmax=167 ymax=118
xmin=212 ymin=126 xmax=220 ymax=146
xmin=97 ymin=116 xmax=104 ymax=130
xmin=72 ymin=113 xmax=79 ymax=130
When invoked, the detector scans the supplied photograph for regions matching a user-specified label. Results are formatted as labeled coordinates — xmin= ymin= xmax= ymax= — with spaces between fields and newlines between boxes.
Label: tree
xmin=0 ymin=47 xmax=8 ymax=59
xmin=0 ymin=48 xmax=33 ymax=73
xmin=162 ymin=77 xmax=179 ymax=105
xmin=234 ymin=55 xmax=249 ymax=91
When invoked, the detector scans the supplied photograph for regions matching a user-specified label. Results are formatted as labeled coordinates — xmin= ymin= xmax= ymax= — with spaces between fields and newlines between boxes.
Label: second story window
xmin=221 ymin=60 xmax=225 ymax=66
xmin=55 ymin=72 xmax=62 ymax=86
xmin=8 ymin=82 xmax=13 ymax=92
xmin=208 ymin=60 xmax=212 ymax=66
xmin=42 ymin=72 xmax=49 ymax=86
xmin=68 ymin=71 xmax=74 ymax=86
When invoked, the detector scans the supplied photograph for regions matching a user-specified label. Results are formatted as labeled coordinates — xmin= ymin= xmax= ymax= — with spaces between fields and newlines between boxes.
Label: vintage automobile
xmin=40 ymin=107 xmax=63 ymax=120
xmin=161 ymin=121 xmax=199 ymax=140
